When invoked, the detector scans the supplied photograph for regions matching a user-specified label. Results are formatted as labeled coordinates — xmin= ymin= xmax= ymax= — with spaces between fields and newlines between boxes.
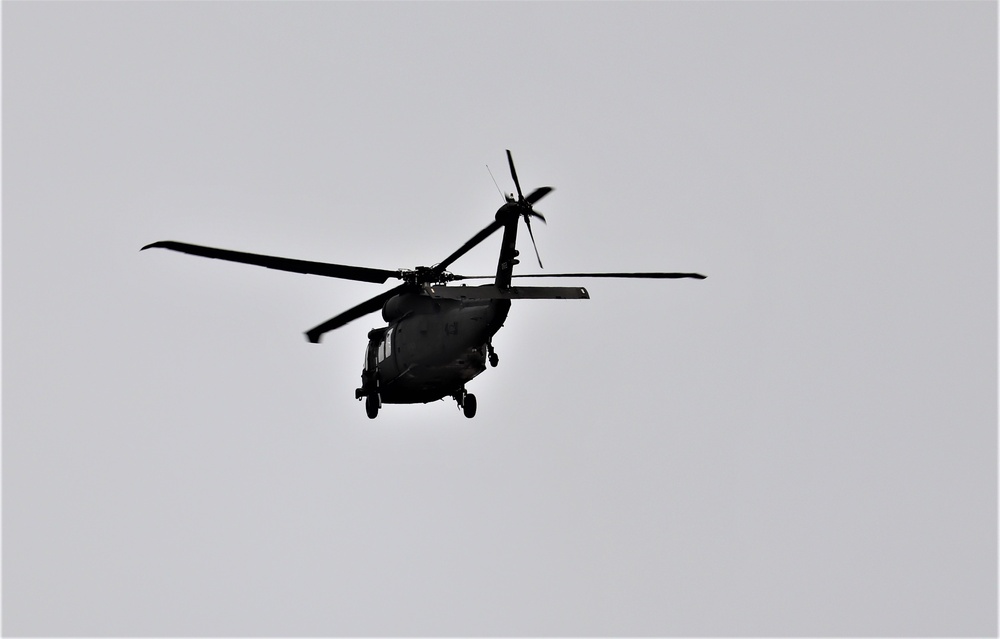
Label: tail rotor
xmin=504 ymin=150 xmax=551 ymax=268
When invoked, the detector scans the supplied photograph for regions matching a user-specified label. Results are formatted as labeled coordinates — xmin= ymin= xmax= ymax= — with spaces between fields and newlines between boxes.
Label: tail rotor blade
xmin=523 ymin=214 xmax=543 ymax=269
xmin=506 ymin=149 xmax=524 ymax=201
xmin=527 ymin=209 xmax=546 ymax=224
xmin=525 ymin=186 xmax=553 ymax=205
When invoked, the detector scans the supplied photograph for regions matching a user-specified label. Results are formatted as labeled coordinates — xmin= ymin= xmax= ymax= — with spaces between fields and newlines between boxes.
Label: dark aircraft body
xmin=143 ymin=151 xmax=704 ymax=418
xmin=364 ymin=295 xmax=506 ymax=405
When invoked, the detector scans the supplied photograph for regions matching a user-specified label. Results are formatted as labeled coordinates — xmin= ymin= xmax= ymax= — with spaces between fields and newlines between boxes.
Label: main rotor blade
xmin=506 ymin=150 xmax=524 ymax=201
xmin=142 ymin=241 xmax=402 ymax=284
xmin=525 ymin=186 xmax=553 ymax=205
xmin=427 ymin=284 xmax=589 ymax=300
xmin=431 ymin=219 xmax=504 ymax=275
xmin=452 ymin=271 xmax=707 ymax=280
xmin=304 ymin=283 xmax=410 ymax=343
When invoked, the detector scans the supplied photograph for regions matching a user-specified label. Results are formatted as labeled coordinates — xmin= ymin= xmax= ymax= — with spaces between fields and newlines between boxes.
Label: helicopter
xmin=142 ymin=151 xmax=705 ymax=419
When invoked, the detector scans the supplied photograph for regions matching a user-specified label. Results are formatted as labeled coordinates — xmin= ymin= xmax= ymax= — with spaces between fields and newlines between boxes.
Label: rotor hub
xmin=400 ymin=266 xmax=457 ymax=285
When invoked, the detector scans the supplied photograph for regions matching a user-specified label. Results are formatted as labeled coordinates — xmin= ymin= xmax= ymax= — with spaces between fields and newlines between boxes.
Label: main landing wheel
xmin=365 ymin=394 xmax=379 ymax=419
xmin=463 ymin=393 xmax=477 ymax=419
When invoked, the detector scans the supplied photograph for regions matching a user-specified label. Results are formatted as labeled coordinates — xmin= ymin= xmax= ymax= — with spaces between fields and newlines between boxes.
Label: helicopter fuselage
xmin=359 ymin=295 xmax=510 ymax=404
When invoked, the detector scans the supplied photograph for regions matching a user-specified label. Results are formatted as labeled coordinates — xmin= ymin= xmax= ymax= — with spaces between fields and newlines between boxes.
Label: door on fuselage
xmin=362 ymin=327 xmax=387 ymax=390
xmin=367 ymin=326 xmax=400 ymax=379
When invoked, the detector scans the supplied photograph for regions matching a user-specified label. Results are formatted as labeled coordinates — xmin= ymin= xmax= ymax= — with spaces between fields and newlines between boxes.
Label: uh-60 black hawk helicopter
xmin=142 ymin=151 xmax=705 ymax=419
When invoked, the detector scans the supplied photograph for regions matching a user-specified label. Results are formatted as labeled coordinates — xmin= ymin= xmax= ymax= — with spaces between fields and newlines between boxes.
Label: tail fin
xmin=494 ymin=215 xmax=520 ymax=290
xmin=491 ymin=150 xmax=551 ymax=289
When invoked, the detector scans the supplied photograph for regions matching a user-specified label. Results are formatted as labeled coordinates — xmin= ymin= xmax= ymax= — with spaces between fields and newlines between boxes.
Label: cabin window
xmin=378 ymin=327 xmax=393 ymax=363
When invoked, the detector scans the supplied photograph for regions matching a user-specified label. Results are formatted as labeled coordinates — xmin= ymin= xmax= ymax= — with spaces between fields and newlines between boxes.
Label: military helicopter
xmin=142 ymin=151 xmax=705 ymax=419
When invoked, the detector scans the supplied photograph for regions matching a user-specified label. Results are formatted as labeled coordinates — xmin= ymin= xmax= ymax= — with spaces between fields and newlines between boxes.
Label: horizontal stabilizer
xmin=426 ymin=284 xmax=589 ymax=301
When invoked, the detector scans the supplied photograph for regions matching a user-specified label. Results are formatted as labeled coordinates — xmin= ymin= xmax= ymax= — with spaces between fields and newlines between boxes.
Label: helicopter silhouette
xmin=142 ymin=151 xmax=705 ymax=418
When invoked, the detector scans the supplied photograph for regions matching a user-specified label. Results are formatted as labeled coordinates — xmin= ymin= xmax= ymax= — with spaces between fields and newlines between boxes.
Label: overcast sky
xmin=3 ymin=1 xmax=996 ymax=636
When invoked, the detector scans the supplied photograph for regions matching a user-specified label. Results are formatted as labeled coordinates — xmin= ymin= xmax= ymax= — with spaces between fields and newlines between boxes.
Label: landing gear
xmin=463 ymin=394 xmax=477 ymax=418
xmin=453 ymin=387 xmax=477 ymax=419
xmin=365 ymin=393 xmax=379 ymax=419
xmin=358 ymin=373 xmax=380 ymax=419
xmin=487 ymin=341 xmax=499 ymax=368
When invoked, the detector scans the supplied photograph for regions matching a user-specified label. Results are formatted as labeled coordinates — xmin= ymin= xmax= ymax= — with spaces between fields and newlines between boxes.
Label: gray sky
xmin=3 ymin=1 xmax=996 ymax=636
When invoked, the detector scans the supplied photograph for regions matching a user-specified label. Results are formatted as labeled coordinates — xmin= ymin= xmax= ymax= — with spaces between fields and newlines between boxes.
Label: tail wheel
xmin=463 ymin=393 xmax=477 ymax=418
